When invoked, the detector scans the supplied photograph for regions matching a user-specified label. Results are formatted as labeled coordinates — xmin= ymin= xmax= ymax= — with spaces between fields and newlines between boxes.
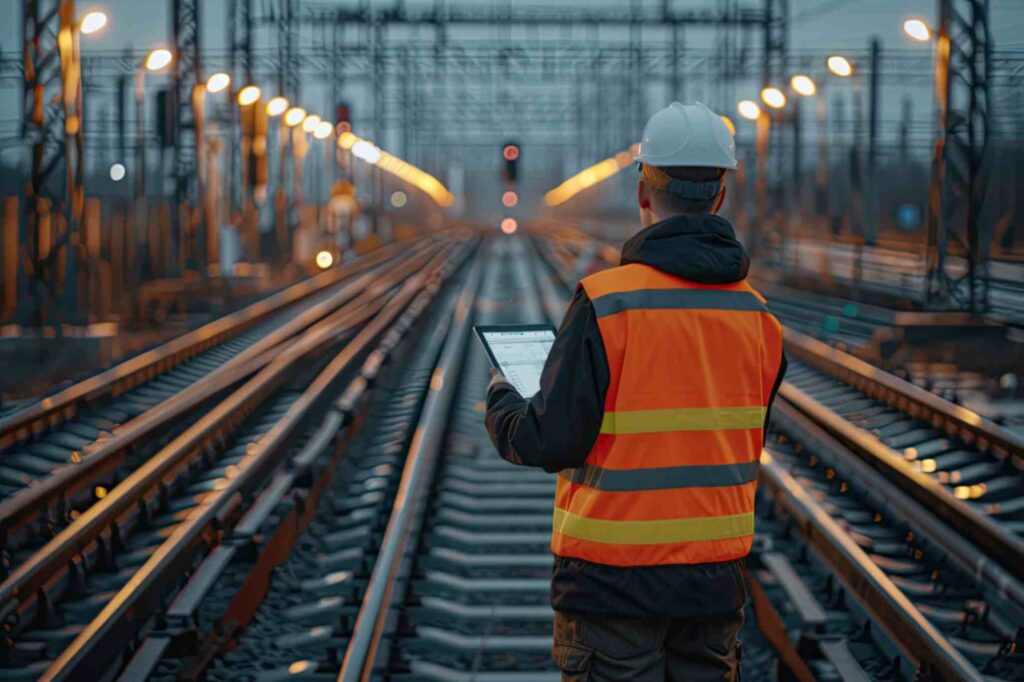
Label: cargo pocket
xmin=553 ymin=642 xmax=593 ymax=681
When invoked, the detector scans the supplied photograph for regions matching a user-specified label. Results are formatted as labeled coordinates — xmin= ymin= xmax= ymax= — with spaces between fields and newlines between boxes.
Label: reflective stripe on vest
xmin=600 ymin=406 xmax=766 ymax=435
xmin=551 ymin=263 xmax=784 ymax=568
xmin=558 ymin=460 xmax=760 ymax=491
xmin=553 ymin=508 xmax=755 ymax=545
xmin=591 ymin=288 xmax=768 ymax=318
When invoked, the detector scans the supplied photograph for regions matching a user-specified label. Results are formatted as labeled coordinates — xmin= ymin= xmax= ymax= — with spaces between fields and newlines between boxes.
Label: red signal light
xmin=500 ymin=217 xmax=518 ymax=234
xmin=502 ymin=191 xmax=518 ymax=208
xmin=503 ymin=145 xmax=520 ymax=161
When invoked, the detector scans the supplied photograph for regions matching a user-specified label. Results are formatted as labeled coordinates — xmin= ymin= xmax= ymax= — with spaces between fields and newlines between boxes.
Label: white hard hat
xmin=635 ymin=102 xmax=737 ymax=170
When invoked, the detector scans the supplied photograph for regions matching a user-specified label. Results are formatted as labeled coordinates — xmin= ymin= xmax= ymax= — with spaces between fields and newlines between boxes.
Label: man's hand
xmin=487 ymin=368 xmax=517 ymax=397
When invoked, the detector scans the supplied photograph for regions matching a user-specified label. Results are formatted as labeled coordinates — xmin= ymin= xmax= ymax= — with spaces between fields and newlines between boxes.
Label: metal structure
xmin=171 ymin=0 xmax=202 ymax=272
xmin=21 ymin=0 xmax=86 ymax=326
xmin=925 ymin=0 xmax=992 ymax=312
xmin=6 ymin=0 xmax=1022 ymax=329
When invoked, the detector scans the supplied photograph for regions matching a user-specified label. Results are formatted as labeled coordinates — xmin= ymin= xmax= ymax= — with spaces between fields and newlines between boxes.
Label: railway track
xmin=0 ymin=239 xmax=433 ymax=555
xmin=0 ymin=233 xmax=475 ymax=680
xmin=2 ymin=227 xmax=1022 ymax=681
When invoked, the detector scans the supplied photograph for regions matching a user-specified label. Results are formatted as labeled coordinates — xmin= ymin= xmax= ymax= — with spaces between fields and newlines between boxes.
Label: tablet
xmin=474 ymin=324 xmax=558 ymax=397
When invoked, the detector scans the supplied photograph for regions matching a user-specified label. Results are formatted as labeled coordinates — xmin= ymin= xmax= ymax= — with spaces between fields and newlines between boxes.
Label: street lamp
xmin=790 ymin=74 xmax=817 ymax=97
xmin=313 ymin=120 xmax=333 ymax=139
xmin=206 ymin=72 xmax=230 ymax=94
xmin=284 ymin=107 xmax=306 ymax=127
xmin=145 ymin=48 xmax=173 ymax=72
xmin=133 ymin=47 xmax=174 ymax=283
xmin=903 ymin=18 xmax=931 ymax=42
xmin=80 ymin=11 xmax=107 ymax=35
xmin=237 ymin=85 xmax=261 ymax=106
xmin=761 ymin=87 xmax=787 ymax=109
xmin=302 ymin=114 xmax=321 ymax=134
xmin=266 ymin=96 xmax=288 ymax=117
xmin=737 ymin=100 xmax=761 ymax=121
xmin=827 ymin=55 xmax=853 ymax=77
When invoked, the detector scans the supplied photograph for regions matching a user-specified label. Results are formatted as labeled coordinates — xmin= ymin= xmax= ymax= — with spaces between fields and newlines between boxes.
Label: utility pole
xmin=171 ymin=0 xmax=202 ymax=274
xmin=924 ymin=0 xmax=991 ymax=312
xmin=866 ymin=35 xmax=882 ymax=246
xmin=22 ymin=0 xmax=87 ymax=327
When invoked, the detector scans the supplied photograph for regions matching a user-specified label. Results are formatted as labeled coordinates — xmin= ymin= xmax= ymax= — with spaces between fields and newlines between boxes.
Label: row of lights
xmin=736 ymin=18 xmax=933 ymax=121
xmin=338 ymin=131 xmax=454 ymax=206
xmin=544 ymin=144 xmax=641 ymax=207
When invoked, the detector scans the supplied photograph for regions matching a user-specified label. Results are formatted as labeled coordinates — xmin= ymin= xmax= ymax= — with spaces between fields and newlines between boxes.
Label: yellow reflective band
xmin=600 ymin=406 xmax=766 ymax=435
xmin=553 ymin=508 xmax=754 ymax=545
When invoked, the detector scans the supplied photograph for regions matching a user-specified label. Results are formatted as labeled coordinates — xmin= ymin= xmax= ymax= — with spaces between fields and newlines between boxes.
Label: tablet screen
xmin=478 ymin=327 xmax=556 ymax=397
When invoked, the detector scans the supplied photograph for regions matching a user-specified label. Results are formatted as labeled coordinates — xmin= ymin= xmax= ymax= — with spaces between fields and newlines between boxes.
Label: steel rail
xmin=338 ymin=252 xmax=483 ymax=682
xmin=759 ymin=447 xmax=985 ymax=682
xmin=0 ymin=240 xmax=415 ymax=450
xmin=780 ymin=329 xmax=1024 ymax=583
xmin=0 ymin=241 xmax=436 ymax=544
xmin=771 ymin=397 xmax=1024 ymax=613
xmin=0 ymin=243 xmax=448 ymax=632
xmin=784 ymin=328 xmax=1024 ymax=465
xmin=127 ymin=247 xmax=469 ymax=681
xmin=40 ymin=242 xmax=473 ymax=680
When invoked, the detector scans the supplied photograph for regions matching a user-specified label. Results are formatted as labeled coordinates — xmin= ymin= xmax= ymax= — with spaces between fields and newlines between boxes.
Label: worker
xmin=485 ymin=102 xmax=786 ymax=681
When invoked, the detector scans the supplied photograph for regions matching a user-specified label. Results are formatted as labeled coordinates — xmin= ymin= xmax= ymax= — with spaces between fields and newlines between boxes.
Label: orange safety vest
xmin=551 ymin=263 xmax=784 ymax=567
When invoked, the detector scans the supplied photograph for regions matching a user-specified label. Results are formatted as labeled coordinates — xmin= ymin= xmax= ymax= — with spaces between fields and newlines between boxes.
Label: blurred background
xmin=1 ymin=0 xmax=1022 ymax=396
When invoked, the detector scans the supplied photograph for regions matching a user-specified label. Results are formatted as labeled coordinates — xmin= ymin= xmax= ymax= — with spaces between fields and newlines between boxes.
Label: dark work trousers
xmin=552 ymin=609 xmax=743 ymax=681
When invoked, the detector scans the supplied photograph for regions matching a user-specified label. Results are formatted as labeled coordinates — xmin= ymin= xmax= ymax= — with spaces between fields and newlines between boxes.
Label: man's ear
xmin=637 ymin=180 xmax=652 ymax=210
xmin=712 ymin=185 xmax=727 ymax=214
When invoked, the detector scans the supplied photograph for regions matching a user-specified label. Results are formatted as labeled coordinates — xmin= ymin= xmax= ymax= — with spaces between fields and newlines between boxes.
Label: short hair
xmin=643 ymin=165 xmax=726 ymax=215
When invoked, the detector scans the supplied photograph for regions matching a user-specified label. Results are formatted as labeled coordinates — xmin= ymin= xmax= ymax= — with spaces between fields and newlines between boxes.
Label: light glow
xmin=827 ymin=55 xmax=853 ymax=77
xmin=302 ymin=114 xmax=321 ymax=133
xmin=761 ymin=87 xmax=787 ymax=109
xmin=544 ymin=144 xmax=639 ymax=207
xmin=790 ymin=74 xmax=817 ymax=96
xmin=315 ymin=250 xmax=334 ymax=269
xmin=237 ymin=85 xmax=261 ymax=106
xmin=206 ymin=72 xmax=230 ymax=94
xmin=109 ymin=163 xmax=126 ymax=182
xmin=284 ymin=107 xmax=306 ymax=127
xmin=903 ymin=18 xmax=931 ymax=42
xmin=737 ymin=100 xmax=761 ymax=121
xmin=390 ymin=191 xmax=408 ymax=208
xmin=502 ymin=191 xmax=518 ymax=208
xmin=145 ymin=49 xmax=173 ymax=72
xmin=500 ymin=218 xmax=518 ymax=235
xmin=351 ymin=140 xmax=382 ymax=164
xmin=266 ymin=96 xmax=289 ymax=117
xmin=314 ymin=120 xmax=333 ymax=139
xmin=338 ymin=131 xmax=454 ymax=206
xmin=80 ymin=11 xmax=108 ymax=35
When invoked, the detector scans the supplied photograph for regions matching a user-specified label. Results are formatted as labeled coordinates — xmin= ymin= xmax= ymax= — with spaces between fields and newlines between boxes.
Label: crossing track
xmin=0 ymin=239 xmax=435 ymax=555
xmin=0 ymin=232 xmax=476 ymax=681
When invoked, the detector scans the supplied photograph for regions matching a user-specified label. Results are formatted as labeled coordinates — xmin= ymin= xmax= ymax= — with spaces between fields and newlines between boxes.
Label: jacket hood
xmin=619 ymin=214 xmax=750 ymax=284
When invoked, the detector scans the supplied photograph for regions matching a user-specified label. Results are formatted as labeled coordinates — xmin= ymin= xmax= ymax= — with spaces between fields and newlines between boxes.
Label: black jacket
xmin=485 ymin=214 xmax=787 ymax=617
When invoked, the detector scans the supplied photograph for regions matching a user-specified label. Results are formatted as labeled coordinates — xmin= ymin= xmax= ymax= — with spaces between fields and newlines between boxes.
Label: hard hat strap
xmin=663 ymin=178 xmax=723 ymax=201
xmin=639 ymin=162 xmax=723 ymax=201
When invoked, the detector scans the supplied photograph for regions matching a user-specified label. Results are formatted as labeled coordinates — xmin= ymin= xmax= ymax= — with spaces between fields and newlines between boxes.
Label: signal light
xmin=502 ymin=191 xmax=518 ymax=208
xmin=500 ymin=217 xmax=518 ymax=235
xmin=502 ymin=141 xmax=520 ymax=183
